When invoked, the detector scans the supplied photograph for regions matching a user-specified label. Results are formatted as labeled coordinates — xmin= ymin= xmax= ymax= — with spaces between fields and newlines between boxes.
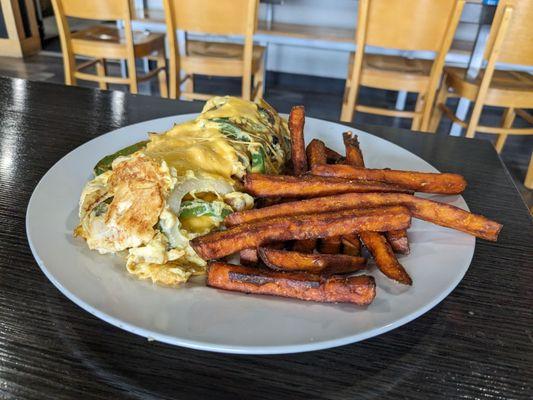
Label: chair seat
xmin=182 ymin=41 xmax=265 ymax=77
xmin=349 ymin=54 xmax=432 ymax=92
xmin=444 ymin=67 xmax=533 ymax=108
xmin=71 ymin=25 xmax=165 ymax=59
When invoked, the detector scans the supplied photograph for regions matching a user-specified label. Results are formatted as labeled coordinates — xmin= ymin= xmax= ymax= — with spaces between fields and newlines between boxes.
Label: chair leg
xmin=95 ymin=59 xmax=108 ymax=90
xmin=429 ymin=82 xmax=449 ymax=133
xmin=340 ymin=78 xmax=357 ymax=122
xmin=253 ymin=58 xmax=265 ymax=101
xmin=183 ymin=75 xmax=193 ymax=97
xmin=156 ymin=51 xmax=168 ymax=99
xmin=464 ymin=98 xmax=486 ymax=139
xmin=64 ymin=55 xmax=76 ymax=86
xmin=169 ymin=54 xmax=179 ymax=100
xmin=494 ymin=108 xmax=515 ymax=153
xmin=242 ymin=77 xmax=252 ymax=101
xmin=411 ymin=94 xmax=424 ymax=131
xmin=420 ymin=87 xmax=439 ymax=133
xmin=65 ymin=69 xmax=76 ymax=86
xmin=340 ymin=51 xmax=360 ymax=123
xmin=525 ymin=152 xmax=533 ymax=190
xmin=127 ymin=56 xmax=138 ymax=94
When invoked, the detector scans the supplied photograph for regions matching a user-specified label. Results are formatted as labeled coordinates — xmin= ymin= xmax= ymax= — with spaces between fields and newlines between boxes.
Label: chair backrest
xmin=164 ymin=0 xmax=258 ymax=36
xmin=163 ymin=0 xmax=259 ymax=100
xmin=484 ymin=0 xmax=533 ymax=67
xmin=360 ymin=0 xmax=462 ymax=52
xmin=51 ymin=0 xmax=137 ymax=84
xmin=53 ymin=0 xmax=132 ymax=21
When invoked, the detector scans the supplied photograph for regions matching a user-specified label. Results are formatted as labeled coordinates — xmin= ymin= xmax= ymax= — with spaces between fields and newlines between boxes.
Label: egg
xmin=77 ymin=154 xmax=174 ymax=254
xmin=76 ymin=96 xmax=290 ymax=286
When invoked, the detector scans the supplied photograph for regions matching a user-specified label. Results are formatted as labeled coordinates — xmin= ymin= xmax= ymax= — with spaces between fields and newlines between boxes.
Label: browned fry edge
xmin=359 ymin=231 xmax=412 ymax=285
xmin=207 ymin=262 xmax=376 ymax=305
xmin=306 ymin=139 xmax=328 ymax=167
xmin=325 ymin=147 xmax=344 ymax=163
xmin=311 ymin=164 xmax=467 ymax=194
xmin=258 ymin=247 xmax=366 ymax=274
xmin=288 ymin=106 xmax=308 ymax=175
xmin=193 ymin=206 xmax=412 ymax=260
xmin=385 ymin=230 xmax=410 ymax=255
xmin=244 ymin=173 xmax=414 ymax=198
xmin=318 ymin=236 xmax=342 ymax=254
xmin=224 ymin=192 xmax=501 ymax=242
xmin=343 ymin=131 xmax=365 ymax=168
xmin=341 ymin=234 xmax=361 ymax=256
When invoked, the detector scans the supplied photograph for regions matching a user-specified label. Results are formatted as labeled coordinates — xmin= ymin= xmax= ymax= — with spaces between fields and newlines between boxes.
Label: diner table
xmin=0 ymin=76 xmax=531 ymax=399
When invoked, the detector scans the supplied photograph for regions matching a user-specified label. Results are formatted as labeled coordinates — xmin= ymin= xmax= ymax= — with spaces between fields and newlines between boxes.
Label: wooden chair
xmin=51 ymin=0 xmax=168 ymax=96
xmin=340 ymin=0 xmax=465 ymax=132
xmin=431 ymin=0 xmax=533 ymax=188
xmin=163 ymin=0 xmax=264 ymax=101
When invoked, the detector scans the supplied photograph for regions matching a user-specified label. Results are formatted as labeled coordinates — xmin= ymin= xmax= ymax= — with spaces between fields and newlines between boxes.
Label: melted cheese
xmin=144 ymin=120 xmax=241 ymax=182
xmin=201 ymin=96 xmax=266 ymax=126
xmin=144 ymin=96 xmax=290 ymax=183
xmin=78 ymin=96 xmax=289 ymax=287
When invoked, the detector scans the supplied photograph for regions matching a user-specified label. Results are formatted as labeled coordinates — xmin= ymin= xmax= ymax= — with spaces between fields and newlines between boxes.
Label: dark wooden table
xmin=1 ymin=76 xmax=531 ymax=400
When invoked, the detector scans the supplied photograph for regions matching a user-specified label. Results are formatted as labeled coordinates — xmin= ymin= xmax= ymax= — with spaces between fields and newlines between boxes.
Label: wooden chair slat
xmin=163 ymin=0 xmax=264 ymax=101
xmin=340 ymin=0 xmax=465 ymax=132
xmin=432 ymin=0 xmax=533 ymax=189
xmin=51 ymin=0 xmax=167 ymax=97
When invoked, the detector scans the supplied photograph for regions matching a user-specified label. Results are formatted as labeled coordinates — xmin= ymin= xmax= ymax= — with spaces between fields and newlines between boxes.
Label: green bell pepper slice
xmin=179 ymin=200 xmax=232 ymax=220
xmin=209 ymin=118 xmax=251 ymax=142
xmin=93 ymin=140 xmax=148 ymax=176
xmin=250 ymin=147 xmax=266 ymax=173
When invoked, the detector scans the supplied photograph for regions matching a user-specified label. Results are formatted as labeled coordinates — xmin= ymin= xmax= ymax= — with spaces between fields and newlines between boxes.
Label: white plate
xmin=27 ymin=114 xmax=475 ymax=354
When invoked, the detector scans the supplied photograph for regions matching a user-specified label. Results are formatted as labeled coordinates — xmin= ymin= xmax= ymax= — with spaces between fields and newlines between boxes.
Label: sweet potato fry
xmin=308 ymin=140 xmax=343 ymax=254
xmin=243 ymin=173 xmax=413 ymax=198
xmin=386 ymin=230 xmax=410 ymax=255
xmin=292 ymin=238 xmax=316 ymax=253
xmin=311 ymin=164 xmax=467 ymax=194
xmin=289 ymin=106 xmax=308 ymax=175
xmin=192 ymin=206 xmax=412 ymax=260
xmin=359 ymin=231 xmax=412 ymax=285
xmin=240 ymin=242 xmax=286 ymax=265
xmin=224 ymin=192 xmax=502 ymax=241
xmin=341 ymin=132 xmax=366 ymax=256
xmin=258 ymin=247 xmax=366 ymax=274
xmin=325 ymin=147 xmax=344 ymax=163
xmin=342 ymin=234 xmax=361 ymax=256
xmin=207 ymin=262 xmax=376 ymax=305
xmin=239 ymin=248 xmax=259 ymax=265
xmin=306 ymin=139 xmax=328 ymax=167
xmin=343 ymin=132 xmax=365 ymax=168
xmin=293 ymin=139 xmax=329 ymax=252
xmin=255 ymin=197 xmax=287 ymax=209
xmin=318 ymin=236 xmax=342 ymax=254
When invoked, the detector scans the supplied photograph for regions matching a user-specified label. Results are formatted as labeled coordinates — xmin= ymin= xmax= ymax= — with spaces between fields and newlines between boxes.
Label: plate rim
xmin=26 ymin=113 xmax=475 ymax=354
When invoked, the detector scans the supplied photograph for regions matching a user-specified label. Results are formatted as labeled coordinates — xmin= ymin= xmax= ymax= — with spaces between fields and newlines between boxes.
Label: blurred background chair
xmin=51 ymin=0 xmax=167 ymax=96
xmin=340 ymin=0 xmax=465 ymax=132
xmin=431 ymin=0 xmax=533 ymax=188
xmin=1 ymin=0 xmax=531 ymax=204
xmin=163 ymin=0 xmax=264 ymax=101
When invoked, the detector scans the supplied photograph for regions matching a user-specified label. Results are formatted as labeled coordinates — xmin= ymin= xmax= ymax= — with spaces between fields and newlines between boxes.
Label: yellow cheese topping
xmin=144 ymin=120 xmax=241 ymax=182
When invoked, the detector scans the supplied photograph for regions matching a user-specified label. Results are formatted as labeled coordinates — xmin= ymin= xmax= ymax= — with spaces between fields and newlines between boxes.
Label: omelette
xmin=75 ymin=96 xmax=291 ymax=286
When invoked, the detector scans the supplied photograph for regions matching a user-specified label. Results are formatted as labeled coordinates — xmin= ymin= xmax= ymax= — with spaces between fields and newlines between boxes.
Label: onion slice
xmin=167 ymin=177 xmax=234 ymax=214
